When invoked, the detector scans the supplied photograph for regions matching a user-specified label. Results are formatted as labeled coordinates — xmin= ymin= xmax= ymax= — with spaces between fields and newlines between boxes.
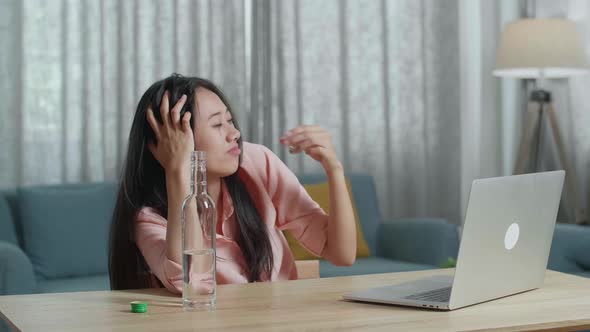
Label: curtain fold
xmin=0 ymin=0 xmax=246 ymax=187
xmin=249 ymin=0 xmax=469 ymax=223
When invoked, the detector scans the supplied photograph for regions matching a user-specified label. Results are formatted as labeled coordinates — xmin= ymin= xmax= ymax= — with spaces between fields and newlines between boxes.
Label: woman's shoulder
xmin=240 ymin=141 xmax=286 ymax=184
xmin=239 ymin=141 xmax=302 ymax=195
xmin=242 ymin=141 xmax=273 ymax=157
xmin=241 ymin=142 xmax=278 ymax=168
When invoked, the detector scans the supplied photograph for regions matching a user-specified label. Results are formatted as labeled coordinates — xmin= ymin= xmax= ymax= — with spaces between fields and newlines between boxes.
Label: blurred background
xmin=0 ymin=0 xmax=589 ymax=225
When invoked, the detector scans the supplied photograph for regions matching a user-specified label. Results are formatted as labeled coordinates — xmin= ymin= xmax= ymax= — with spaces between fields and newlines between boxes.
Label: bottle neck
xmin=189 ymin=151 xmax=207 ymax=196
xmin=196 ymin=159 xmax=207 ymax=195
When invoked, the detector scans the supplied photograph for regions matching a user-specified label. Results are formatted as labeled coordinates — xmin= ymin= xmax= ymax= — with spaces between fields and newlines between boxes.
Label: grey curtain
xmin=0 ymin=0 xmax=246 ymax=186
xmin=1 ymin=0 xmax=477 ymax=224
xmin=249 ymin=0 xmax=463 ymax=223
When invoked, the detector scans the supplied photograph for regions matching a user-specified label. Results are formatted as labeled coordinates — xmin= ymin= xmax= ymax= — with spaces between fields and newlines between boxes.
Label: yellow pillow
xmin=284 ymin=178 xmax=371 ymax=260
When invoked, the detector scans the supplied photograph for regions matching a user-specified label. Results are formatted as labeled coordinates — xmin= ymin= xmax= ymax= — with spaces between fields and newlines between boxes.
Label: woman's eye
xmin=213 ymin=123 xmax=223 ymax=128
xmin=227 ymin=119 xmax=233 ymax=125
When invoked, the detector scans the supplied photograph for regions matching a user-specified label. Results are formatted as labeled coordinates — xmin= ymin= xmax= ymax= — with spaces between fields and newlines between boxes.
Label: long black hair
xmin=109 ymin=74 xmax=274 ymax=290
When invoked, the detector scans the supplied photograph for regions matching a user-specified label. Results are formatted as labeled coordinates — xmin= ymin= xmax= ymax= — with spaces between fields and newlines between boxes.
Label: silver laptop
xmin=343 ymin=171 xmax=565 ymax=310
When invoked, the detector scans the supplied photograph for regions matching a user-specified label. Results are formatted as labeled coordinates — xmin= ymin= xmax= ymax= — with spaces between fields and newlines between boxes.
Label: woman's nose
xmin=227 ymin=127 xmax=240 ymax=142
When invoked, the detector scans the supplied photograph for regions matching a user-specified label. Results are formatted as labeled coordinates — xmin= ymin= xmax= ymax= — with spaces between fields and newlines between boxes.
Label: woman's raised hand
xmin=280 ymin=125 xmax=342 ymax=172
xmin=146 ymin=91 xmax=194 ymax=173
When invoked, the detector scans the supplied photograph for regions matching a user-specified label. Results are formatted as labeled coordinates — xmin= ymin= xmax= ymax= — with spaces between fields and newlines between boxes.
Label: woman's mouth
xmin=228 ymin=146 xmax=241 ymax=156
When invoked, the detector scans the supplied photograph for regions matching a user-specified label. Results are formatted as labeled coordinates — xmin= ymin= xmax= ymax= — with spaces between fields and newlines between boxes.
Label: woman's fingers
xmin=284 ymin=131 xmax=329 ymax=148
xmin=281 ymin=126 xmax=325 ymax=144
xmin=289 ymin=139 xmax=318 ymax=154
xmin=282 ymin=126 xmax=330 ymax=157
xmin=170 ymin=94 xmax=187 ymax=127
xmin=285 ymin=131 xmax=328 ymax=146
xmin=146 ymin=107 xmax=161 ymax=139
xmin=280 ymin=125 xmax=338 ymax=165
xmin=181 ymin=111 xmax=192 ymax=132
xmin=159 ymin=90 xmax=171 ymax=127
xmin=154 ymin=91 xmax=188 ymax=131
xmin=281 ymin=125 xmax=322 ymax=139
xmin=284 ymin=132 xmax=308 ymax=146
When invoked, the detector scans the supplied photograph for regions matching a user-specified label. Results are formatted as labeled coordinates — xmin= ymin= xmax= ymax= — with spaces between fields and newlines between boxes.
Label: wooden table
xmin=1 ymin=269 xmax=590 ymax=331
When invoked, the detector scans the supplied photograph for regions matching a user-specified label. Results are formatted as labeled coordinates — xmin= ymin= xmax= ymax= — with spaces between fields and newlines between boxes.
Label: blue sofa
xmin=0 ymin=183 xmax=115 ymax=295
xmin=0 ymin=174 xmax=459 ymax=296
xmin=1 ymin=173 xmax=589 ymax=297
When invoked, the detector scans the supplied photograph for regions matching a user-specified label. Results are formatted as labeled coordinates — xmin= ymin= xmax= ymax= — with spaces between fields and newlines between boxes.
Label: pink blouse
xmin=135 ymin=142 xmax=329 ymax=294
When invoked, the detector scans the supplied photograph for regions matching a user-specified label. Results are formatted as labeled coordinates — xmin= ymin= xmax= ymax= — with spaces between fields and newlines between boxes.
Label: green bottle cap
xmin=130 ymin=301 xmax=148 ymax=313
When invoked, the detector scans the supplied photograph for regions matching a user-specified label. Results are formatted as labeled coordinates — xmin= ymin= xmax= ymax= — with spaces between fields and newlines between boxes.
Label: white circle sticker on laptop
xmin=504 ymin=223 xmax=520 ymax=250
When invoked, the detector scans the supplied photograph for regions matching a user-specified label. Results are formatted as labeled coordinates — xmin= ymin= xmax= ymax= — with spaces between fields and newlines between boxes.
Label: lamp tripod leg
xmin=546 ymin=103 xmax=587 ymax=224
xmin=514 ymin=101 xmax=542 ymax=174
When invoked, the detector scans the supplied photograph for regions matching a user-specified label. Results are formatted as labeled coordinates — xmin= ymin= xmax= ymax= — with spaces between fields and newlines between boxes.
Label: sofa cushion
xmin=376 ymin=219 xmax=459 ymax=267
xmin=0 ymin=195 xmax=18 ymax=245
xmin=548 ymin=224 xmax=590 ymax=274
xmin=18 ymin=183 xmax=117 ymax=279
xmin=319 ymin=257 xmax=433 ymax=278
xmin=37 ymin=274 xmax=110 ymax=293
xmin=573 ymin=230 xmax=590 ymax=271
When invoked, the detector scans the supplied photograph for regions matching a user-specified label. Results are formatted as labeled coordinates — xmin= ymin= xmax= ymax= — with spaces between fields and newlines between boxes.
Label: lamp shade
xmin=493 ymin=18 xmax=589 ymax=78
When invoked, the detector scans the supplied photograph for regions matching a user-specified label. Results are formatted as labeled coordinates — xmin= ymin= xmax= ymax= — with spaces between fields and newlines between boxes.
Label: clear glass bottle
xmin=182 ymin=151 xmax=217 ymax=310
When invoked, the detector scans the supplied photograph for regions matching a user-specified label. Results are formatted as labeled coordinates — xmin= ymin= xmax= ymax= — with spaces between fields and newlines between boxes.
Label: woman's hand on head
xmin=280 ymin=125 xmax=343 ymax=172
xmin=146 ymin=91 xmax=194 ymax=174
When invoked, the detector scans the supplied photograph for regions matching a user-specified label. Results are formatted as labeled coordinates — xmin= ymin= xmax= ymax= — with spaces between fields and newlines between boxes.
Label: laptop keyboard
xmin=404 ymin=287 xmax=452 ymax=302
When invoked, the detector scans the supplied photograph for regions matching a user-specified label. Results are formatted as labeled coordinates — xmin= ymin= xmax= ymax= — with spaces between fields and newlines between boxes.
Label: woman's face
xmin=193 ymin=87 xmax=241 ymax=178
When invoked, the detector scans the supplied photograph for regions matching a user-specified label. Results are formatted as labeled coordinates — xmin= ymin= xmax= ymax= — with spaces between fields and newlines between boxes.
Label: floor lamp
xmin=494 ymin=18 xmax=589 ymax=224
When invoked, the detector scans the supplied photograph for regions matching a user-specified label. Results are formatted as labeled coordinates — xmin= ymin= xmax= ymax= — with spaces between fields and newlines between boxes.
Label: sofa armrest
xmin=548 ymin=223 xmax=590 ymax=274
xmin=0 ymin=241 xmax=36 ymax=295
xmin=376 ymin=218 xmax=460 ymax=267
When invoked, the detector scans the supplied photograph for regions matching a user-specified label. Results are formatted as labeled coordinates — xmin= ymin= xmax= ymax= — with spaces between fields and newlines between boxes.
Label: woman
xmin=108 ymin=74 xmax=356 ymax=293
